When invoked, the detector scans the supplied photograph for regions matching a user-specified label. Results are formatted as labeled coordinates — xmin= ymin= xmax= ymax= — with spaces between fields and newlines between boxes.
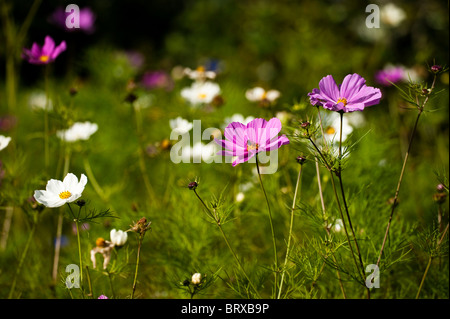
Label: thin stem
xmin=314 ymin=156 xmax=346 ymax=299
xmin=338 ymin=113 xmax=368 ymax=298
xmin=133 ymin=107 xmax=157 ymax=206
xmin=8 ymin=217 xmax=38 ymax=299
xmin=53 ymin=145 xmax=71 ymax=283
xmin=308 ymin=137 xmax=362 ymax=289
xmin=71 ymin=207 xmax=83 ymax=286
xmin=131 ymin=233 xmax=143 ymax=299
xmin=193 ymin=189 xmax=261 ymax=298
xmin=108 ymin=271 xmax=115 ymax=299
xmin=255 ymin=154 xmax=278 ymax=296
xmin=376 ymin=75 xmax=437 ymax=268
xmin=85 ymin=266 xmax=93 ymax=298
xmin=277 ymin=164 xmax=303 ymax=299
xmin=415 ymin=223 xmax=448 ymax=299
xmin=44 ymin=65 xmax=50 ymax=172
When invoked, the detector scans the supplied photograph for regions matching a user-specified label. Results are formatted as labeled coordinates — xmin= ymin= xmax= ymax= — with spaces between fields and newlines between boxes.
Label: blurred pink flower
xmin=140 ymin=71 xmax=174 ymax=91
xmin=215 ymin=118 xmax=289 ymax=166
xmin=22 ymin=36 xmax=66 ymax=65
xmin=49 ymin=7 xmax=96 ymax=34
xmin=374 ymin=66 xmax=405 ymax=86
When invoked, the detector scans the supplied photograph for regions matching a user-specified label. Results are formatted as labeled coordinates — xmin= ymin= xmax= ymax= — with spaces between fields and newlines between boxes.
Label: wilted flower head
xmin=49 ymin=6 xmax=96 ymax=34
xmin=181 ymin=81 xmax=221 ymax=106
xmin=308 ymin=73 xmax=382 ymax=113
xmin=34 ymin=173 xmax=88 ymax=208
xmin=245 ymin=87 xmax=280 ymax=106
xmin=0 ymin=135 xmax=11 ymax=151
xmin=22 ymin=36 xmax=66 ymax=65
xmin=129 ymin=217 xmax=152 ymax=235
xmin=191 ymin=273 xmax=202 ymax=285
xmin=90 ymin=237 xmax=114 ymax=269
xmin=215 ymin=117 xmax=289 ymax=166
xmin=57 ymin=121 xmax=98 ymax=142
xmin=375 ymin=65 xmax=405 ymax=86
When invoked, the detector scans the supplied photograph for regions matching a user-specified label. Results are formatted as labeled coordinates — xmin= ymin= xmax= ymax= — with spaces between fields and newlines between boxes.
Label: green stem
xmin=338 ymin=113 xmax=368 ymax=298
xmin=255 ymin=154 xmax=278 ymax=297
xmin=377 ymin=75 xmax=437 ymax=268
xmin=277 ymin=163 xmax=302 ymax=299
xmin=193 ymin=189 xmax=261 ymax=298
xmin=8 ymin=217 xmax=38 ymax=299
xmin=131 ymin=233 xmax=143 ymax=299
xmin=416 ymin=223 xmax=448 ymax=299
xmin=44 ymin=65 xmax=50 ymax=172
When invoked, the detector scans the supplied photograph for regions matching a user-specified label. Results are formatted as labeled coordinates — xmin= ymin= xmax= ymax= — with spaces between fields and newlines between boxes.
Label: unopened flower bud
xmin=296 ymin=156 xmax=306 ymax=165
xmin=188 ymin=181 xmax=198 ymax=190
xmin=431 ymin=65 xmax=443 ymax=73
xmin=436 ymin=183 xmax=446 ymax=193
xmin=300 ymin=121 xmax=310 ymax=129
xmin=76 ymin=199 xmax=86 ymax=207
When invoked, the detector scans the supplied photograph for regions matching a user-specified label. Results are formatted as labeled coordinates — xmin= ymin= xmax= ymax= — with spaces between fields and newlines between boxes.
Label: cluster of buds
xmin=129 ymin=217 xmax=152 ymax=236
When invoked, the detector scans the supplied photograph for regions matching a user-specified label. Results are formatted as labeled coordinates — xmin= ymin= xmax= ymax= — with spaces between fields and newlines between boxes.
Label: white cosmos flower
xmin=332 ymin=219 xmax=344 ymax=233
xmin=28 ymin=91 xmax=53 ymax=111
xmin=322 ymin=114 xmax=353 ymax=143
xmin=222 ymin=114 xmax=254 ymax=130
xmin=170 ymin=117 xmax=193 ymax=134
xmin=110 ymin=229 xmax=128 ymax=247
xmin=57 ymin=121 xmax=98 ymax=142
xmin=184 ymin=66 xmax=216 ymax=81
xmin=0 ymin=135 xmax=11 ymax=151
xmin=34 ymin=173 xmax=88 ymax=208
xmin=191 ymin=273 xmax=202 ymax=285
xmin=245 ymin=87 xmax=280 ymax=102
xmin=381 ymin=3 xmax=406 ymax=27
xmin=181 ymin=142 xmax=217 ymax=163
xmin=181 ymin=81 xmax=221 ymax=105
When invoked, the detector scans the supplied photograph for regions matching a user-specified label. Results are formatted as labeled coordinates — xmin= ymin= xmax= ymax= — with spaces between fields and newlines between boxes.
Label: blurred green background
xmin=0 ymin=0 xmax=448 ymax=299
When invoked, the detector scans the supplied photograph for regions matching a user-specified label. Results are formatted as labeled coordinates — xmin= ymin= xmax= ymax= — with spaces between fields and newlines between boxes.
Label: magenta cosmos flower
xmin=49 ymin=7 xmax=96 ymax=34
xmin=22 ymin=36 xmax=66 ymax=65
xmin=215 ymin=118 xmax=289 ymax=166
xmin=308 ymin=73 xmax=382 ymax=112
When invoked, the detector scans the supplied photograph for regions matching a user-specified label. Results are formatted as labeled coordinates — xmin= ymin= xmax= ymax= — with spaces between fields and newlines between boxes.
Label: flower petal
xmin=339 ymin=73 xmax=366 ymax=100
xmin=318 ymin=75 xmax=340 ymax=102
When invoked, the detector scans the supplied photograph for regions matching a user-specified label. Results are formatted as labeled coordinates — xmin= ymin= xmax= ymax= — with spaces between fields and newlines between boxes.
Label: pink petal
xmin=318 ymin=75 xmax=340 ymax=102
xmin=339 ymin=73 xmax=366 ymax=100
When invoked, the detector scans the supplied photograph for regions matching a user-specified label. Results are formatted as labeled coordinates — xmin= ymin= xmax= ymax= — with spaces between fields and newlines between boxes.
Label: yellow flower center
xmin=336 ymin=97 xmax=348 ymax=106
xmin=198 ymin=93 xmax=207 ymax=99
xmin=247 ymin=142 xmax=259 ymax=152
xmin=59 ymin=191 xmax=72 ymax=199
xmin=39 ymin=55 xmax=49 ymax=63
xmin=196 ymin=66 xmax=205 ymax=72
xmin=326 ymin=126 xmax=336 ymax=135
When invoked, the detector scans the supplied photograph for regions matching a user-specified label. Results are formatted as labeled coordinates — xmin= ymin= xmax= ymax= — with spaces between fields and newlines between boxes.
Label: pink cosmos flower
xmin=22 ymin=36 xmax=66 ymax=65
xmin=308 ymin=73 xmax=382 ymax=112
xmin=215 ymin=118 xmax=289 ymax=166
